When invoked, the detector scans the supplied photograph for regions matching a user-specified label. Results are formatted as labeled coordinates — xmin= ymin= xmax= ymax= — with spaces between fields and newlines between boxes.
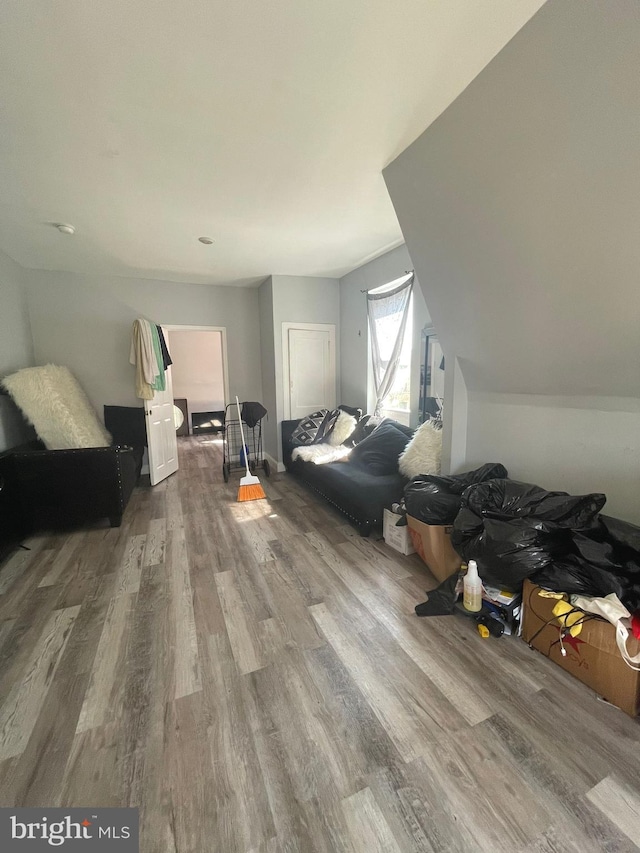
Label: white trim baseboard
xmin=263 ymin=451 xmax=284 ymax=473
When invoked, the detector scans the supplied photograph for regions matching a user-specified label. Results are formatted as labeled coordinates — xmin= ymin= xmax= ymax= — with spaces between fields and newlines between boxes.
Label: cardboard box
xmin=406 ymin=515 xmax=461 ymax=583
xmin=521 ymin=579 xmax=640 ymax=717
xmin=383 ymin=509 xmax=415 ymax=555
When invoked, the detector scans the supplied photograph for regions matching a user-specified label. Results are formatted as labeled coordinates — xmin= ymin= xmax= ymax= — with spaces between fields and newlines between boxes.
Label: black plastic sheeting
xmin=404 ymin=463 xmax=508 ymax=525
xmin=533 ymin=515 xmax=640 ymax=611
xmin=415 ymin=574 xmax=458 ymax=617
xmin=451 ymin=479 xmax=606 ymax=590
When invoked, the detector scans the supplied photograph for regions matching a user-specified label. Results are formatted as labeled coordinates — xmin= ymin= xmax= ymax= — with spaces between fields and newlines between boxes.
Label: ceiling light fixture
xmin=198 ymin=236 xmax=214 ymax=245
xmin=55 ymin=223 xmax=76 ymax=235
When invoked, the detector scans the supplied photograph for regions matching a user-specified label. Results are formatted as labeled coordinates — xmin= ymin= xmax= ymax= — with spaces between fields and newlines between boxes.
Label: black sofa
xmin=282 ymin=416 xmax=411 ymax=536
xmin=0 ymin=405 xmax=146 ymax=562
xmin=5 ymin=440 xmax=142 ymax=534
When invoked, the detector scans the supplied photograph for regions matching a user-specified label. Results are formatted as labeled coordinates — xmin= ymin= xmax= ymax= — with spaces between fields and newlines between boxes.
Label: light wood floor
xmin=1 ymin=436 xmax=639 ymax=852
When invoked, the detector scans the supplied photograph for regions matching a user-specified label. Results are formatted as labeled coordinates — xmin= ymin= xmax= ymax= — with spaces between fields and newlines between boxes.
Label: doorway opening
xmin=164 ymin=326 xmax=229 ymax=437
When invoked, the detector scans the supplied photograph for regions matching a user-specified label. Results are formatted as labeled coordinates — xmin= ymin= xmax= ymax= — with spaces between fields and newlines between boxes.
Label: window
xmin=379 ymin=295 xmax=412 ymax=419
xmin=367 ymin=273 xmax=414 ymax=425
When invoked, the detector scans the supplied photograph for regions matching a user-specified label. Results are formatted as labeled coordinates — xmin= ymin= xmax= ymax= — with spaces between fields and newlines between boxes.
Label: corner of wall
xmin=441 ymin=354 xmax=468 ymax=474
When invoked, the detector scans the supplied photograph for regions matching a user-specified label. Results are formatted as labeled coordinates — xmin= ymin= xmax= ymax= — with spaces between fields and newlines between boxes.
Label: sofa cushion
xmin=399 ymin=420 xmax=442 ymax=478
xmin=291 ymin=410 xmax=330 ymax=445
xmin=349 ymin=420 xmax=412 ymax=476
xmin=347 ymin=414 xmax=374 ymax=447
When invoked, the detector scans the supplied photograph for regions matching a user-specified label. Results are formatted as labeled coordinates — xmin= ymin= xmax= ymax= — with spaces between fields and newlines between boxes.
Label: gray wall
xmin=466 ymin=393 xmax=640 ymax=524
xmin=23 ymin=269 xmax=263 ymax=420
xmin=339 ymin=244 xmax=431 ymax=424
xmin=258 ymin=277 xmax=278 ymax=461
xmin=0 ymin=250 xmax=35 ymax=450
xmin=384 ymin=0 xmax=640 ymax=522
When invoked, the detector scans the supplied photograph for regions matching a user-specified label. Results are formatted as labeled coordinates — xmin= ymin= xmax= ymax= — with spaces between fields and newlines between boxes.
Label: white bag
xmin=572 ymin=593 xmax=640 ymax=671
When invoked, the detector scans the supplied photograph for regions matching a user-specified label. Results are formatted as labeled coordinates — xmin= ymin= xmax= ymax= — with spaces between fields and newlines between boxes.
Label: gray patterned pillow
xmin=291 ymin=410 xmax=330 ymax=445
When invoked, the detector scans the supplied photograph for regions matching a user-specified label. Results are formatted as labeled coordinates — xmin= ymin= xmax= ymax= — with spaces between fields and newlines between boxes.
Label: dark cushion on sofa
xmin=349 ymin=420 xmax=412 ymax=475
xmin=348 ymin=415 xmax=373 ymax=447
xmin=338 ymin=404 xmax=363 ymax=421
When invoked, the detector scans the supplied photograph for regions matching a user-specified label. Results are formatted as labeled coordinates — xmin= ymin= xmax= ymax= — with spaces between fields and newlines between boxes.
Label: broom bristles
xmin=237 ymin=482 xmax=266 ymax=502
xmin=237 ymin=472 xmax=266 ymax=502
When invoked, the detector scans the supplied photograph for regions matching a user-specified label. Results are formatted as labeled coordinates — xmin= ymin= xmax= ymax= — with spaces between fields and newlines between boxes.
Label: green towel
xmin=150 ymin=323 xmax=166 ymax=391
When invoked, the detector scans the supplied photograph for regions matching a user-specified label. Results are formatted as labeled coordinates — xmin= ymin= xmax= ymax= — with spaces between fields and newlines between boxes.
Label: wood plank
xmin=0 ymin=606 xmax=80 ymax=761
xmin=261 ymin=560 xmax=324 ymax=651
xmin=341 ymin=787 xmax=403 ymax=853
xmin=367 ymin=759 xmax=477 ymax=853
xmin=1 ymin=671 xmax=89 ymax=806
xmin=241 ymin=665 xmax=333 ymax=853
xmin=60 ymin=723 xmax=126 ymax=808
xmin=166 ymin=528 xmax=202 ymax=699
xmin=308 ymin=542 xmax=485 ymax=728
xmin=215 ymin=570 xmax=265 ymax=675
xmin=75 ymin=590 xmax=137 ymax=733
xmin=310 ymin=603 xmax=447 ymax=762
xmin=38 ymin=533 xmax=86 ymax=587
xmin=0 ymin=542 xmax=47 ymax=595
xmin=201 ymin=632 xmax=275 ymax=852
xmin=142 ymin=517 xmax=166 ymax=567
xmin=587 ymin=775 xmax=640 ymax=848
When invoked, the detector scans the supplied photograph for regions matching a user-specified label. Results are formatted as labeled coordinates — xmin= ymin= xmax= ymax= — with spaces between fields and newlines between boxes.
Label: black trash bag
xmin=415 ymin=574 xmax=459 ymax=617
xmin=600 ymin=514 xmax=640 ymax=560
xmin=533 ymin=516 xmax=640 ymax=611
xmin=462 ymin=479 xmax=605 ymax=528
xmin=451 ymin=479 xmax=606 ymax=590
xmin=532 ymin=554 xmax=625 ymax=602
xmin=404 ymin=462 xmax=508 ymax=525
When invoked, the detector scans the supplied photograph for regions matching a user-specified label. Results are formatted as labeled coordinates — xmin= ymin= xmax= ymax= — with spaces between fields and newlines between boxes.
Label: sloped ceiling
xmin=384 ymin=0 xmax=640 ymax=398
xmin=0 ymin=0 xmax=545 ymax=285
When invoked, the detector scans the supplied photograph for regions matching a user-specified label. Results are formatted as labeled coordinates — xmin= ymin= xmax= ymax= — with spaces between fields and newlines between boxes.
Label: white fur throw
xmin=326 ymin=410 xmax=357 ymax=446
xmin=398 ymin=420 xmax=442 ymax=478
xmin=292 ymin=444 xmax=351 ymax=465
xmin=1 ymin=365 xmax=111 ymax=450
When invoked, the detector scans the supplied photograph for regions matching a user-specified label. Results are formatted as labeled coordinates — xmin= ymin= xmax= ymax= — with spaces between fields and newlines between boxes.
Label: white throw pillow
xmin=398 ymin=420 xmax=442 ymax=478
xmin=326 ymin=410 xmax=357 ymax=446
xmin=1 ymin=364 xmax=111 ymax=450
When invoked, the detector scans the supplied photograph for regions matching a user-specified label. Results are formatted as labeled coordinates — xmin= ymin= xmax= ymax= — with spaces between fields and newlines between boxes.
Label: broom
xmin=235 ymin=395 xmax=266 ymax=502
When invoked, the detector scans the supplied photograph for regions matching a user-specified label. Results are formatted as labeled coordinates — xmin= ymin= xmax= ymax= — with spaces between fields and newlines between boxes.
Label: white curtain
xmin=367 ymin=274 xmax=414 ymax=416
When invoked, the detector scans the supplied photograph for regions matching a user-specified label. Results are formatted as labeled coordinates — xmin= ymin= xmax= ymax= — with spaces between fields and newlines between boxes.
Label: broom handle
xmin=235 ymin=396 xmax=251 ymax=477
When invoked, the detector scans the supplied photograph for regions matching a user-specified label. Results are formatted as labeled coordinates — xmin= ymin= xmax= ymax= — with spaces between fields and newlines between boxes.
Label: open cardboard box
xmin=383 ymin=509 xmax=415 ymax=556
xmin=406 ymin=515 xmax=461 ymax=583
xmin=522 ymin=579 xmax=640 ymax=717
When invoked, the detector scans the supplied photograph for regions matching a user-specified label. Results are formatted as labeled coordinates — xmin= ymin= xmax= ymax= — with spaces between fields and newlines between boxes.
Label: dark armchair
xmin=9 ymin=440 xmax=142 ymax=531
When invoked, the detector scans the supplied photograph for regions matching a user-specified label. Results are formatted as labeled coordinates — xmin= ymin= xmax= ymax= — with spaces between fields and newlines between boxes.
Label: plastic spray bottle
xmin=463 ymin=560 xmax=482 ymax=612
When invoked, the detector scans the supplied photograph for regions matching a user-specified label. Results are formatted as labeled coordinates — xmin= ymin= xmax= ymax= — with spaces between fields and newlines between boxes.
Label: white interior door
xmin=145 ymin=359 xmax=179 ymax=486
xmin=284 ymin=325 xmax=336 ymax=419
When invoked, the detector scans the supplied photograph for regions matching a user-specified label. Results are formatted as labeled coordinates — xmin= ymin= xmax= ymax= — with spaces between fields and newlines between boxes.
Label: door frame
xmin=282 ymin=322 xmax=336 ymax=420
xmin=163 ymin=324 xmax=230 ymax=409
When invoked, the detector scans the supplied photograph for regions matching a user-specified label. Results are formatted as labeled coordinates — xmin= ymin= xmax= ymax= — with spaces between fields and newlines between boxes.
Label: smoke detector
xmin=198 ymin=236 xmax=214 ymax=245
xmin=56 ymin=223 xmax=76 ymax=235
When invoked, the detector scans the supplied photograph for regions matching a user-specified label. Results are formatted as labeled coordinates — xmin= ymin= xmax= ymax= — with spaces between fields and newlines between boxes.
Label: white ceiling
xmin=0 ymin=0 xmax=546 ymax=287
